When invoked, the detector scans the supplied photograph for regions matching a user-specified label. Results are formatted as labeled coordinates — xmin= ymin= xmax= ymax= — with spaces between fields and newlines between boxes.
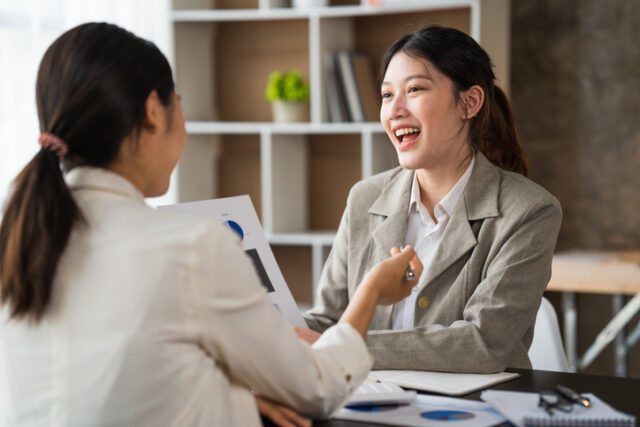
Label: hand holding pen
xmin=400 ymin=245 xmax=416 ymax=281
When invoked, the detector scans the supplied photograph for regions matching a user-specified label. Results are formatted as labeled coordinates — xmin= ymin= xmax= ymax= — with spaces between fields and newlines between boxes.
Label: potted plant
xmin=264 ymin=70 xmax=309 ymax=122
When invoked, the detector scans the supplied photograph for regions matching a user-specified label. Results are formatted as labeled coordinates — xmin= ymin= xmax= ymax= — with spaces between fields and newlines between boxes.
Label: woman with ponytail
xmin=0 ymin=23 xmax=423 ymax=426
xmin=303 ymin=26 xmax=562 ymax=373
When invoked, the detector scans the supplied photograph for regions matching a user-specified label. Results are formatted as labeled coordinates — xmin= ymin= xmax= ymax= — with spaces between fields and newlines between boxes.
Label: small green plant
xmin=264 ymin=70 xmax=309 ymax=103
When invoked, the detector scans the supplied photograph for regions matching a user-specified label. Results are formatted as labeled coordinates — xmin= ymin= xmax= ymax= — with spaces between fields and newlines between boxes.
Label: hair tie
xmin=38 ymin=132 xmax=68 ymax=159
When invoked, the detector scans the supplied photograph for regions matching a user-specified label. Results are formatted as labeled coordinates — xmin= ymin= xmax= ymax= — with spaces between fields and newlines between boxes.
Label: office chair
xmin=529 ymin=297 xmax=569 ymax=372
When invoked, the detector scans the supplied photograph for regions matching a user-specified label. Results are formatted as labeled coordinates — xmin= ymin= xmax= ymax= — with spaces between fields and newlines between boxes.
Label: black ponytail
xmin=0 ymin=22 xmax=175 ymax=322
xmin=0 ymin=149 xmax=82 ymax=321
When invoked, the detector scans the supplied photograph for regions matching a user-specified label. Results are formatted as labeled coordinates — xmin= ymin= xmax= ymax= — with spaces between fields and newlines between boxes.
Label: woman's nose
xmin=388 ymin=95 xmax=408 ymax=119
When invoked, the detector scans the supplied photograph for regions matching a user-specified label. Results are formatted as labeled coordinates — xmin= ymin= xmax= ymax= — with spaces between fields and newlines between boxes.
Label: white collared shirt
xmin=391 ymin=155 xmax=475 ymax=330
xmin=0 ymin=167 xmax=372 ymax=427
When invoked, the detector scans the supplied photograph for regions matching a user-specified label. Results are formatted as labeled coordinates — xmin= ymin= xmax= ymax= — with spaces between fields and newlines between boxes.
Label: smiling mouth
xmin=395 ymin=127 xmax=421 ymax=144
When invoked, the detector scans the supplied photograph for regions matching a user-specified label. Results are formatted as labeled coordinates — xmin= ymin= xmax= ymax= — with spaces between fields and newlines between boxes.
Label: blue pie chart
xmin=420 ymin=410 xmax=474 ymax=421
xmin=223 ymin=220 xmax=244 ymax=240
xmin=347 ymin=405 xmax=400 ymax=412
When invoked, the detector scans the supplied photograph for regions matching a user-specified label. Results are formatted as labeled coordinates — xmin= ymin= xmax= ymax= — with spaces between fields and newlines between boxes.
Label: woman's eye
xmin=381 ymin=92 xmax=392 ymax=99
xmin=408 ymin=86 xmax=422 ymax=93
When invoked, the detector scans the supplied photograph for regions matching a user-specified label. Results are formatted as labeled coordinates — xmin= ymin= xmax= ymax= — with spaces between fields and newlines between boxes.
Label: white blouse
xmin=0 ymin=167 xmax=372 ymax=427
xmin=392 ymin=154 xmax=475 ymax=330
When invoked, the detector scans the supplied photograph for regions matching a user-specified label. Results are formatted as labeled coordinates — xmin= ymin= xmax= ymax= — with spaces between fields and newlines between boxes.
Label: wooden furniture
xmin=170 ymin=0 xmax=510 ymax=305
xmin=547 ymin=251 xmax=640 ymax=375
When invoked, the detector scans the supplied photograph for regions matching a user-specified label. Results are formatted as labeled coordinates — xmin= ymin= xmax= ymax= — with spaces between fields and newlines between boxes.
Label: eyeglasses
xmin=538 ymin=385 xmax=591 ymax=416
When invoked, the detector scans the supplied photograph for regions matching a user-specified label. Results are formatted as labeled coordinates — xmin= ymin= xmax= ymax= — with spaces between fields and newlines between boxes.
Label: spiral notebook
xmin=481 ymin=390 xmax=635 ymax=426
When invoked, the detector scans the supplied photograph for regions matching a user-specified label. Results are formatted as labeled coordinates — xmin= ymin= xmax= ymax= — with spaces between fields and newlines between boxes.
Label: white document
xmin=335 ymin=393 xmax=507 ymax=427
xmin=368 ymin=370 xmax=519 ymax=396
xmin=481 ymin=390 xmax=636 ymax=427
xmin=160 ymin=195 xmax=307 ymax=327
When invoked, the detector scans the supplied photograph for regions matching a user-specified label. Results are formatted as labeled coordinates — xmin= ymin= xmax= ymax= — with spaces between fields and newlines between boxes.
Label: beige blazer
xmin=304 ymin=152 xmax=562 ymax=373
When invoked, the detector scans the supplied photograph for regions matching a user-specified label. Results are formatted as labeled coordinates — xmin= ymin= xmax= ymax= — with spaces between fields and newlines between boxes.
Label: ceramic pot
xmin=271 ymin=100 xmax=306 ymax=123
xmin=293 ymin=0 xmax=328 ymax=8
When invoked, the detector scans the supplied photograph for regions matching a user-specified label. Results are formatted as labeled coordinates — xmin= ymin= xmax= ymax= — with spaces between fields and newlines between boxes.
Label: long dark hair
xmin=0 ymin=22 xmax=175 ymax=322
xmin=381 ymin=26 xmax=528 ymax=176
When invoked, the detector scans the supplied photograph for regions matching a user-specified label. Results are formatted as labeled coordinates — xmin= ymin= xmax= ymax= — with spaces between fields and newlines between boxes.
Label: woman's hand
xmin=256 ymin=395 xmax=311 ymax=427
xmin=294 ymin=326 xmax=321 ymax=345
xmin=361 ymin=245 xmax=422 ymax=305
xmin=338 ymin=245 xmax=422 ymax=338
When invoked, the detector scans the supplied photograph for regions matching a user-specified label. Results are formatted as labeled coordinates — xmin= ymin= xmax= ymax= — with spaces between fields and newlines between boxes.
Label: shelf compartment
xmin=272 ymin=245 xmax=313 ymax=304
xmin=309 ymin=133 xmax=361 ymax=230
xmin=216 ymin=134 xmax=263 ymax=219
xmin=363 ymin=130 xmax=397 ymax=177
xmin=264 ymin=133 xmax=361 ymax=233
xmin=174 ymin=22 xmax=217 ymax=122
xmin=216 ymin=19 xmax=309 ymax=122
xmin=177 ymin=134 xmax=217 ymax=202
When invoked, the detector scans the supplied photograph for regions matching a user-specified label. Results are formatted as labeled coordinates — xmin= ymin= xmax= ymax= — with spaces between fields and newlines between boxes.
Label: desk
xmin=547 ymin=251 xmax=640 ymax=374
xmin=314 ymin=368 xmax=640 ymax=426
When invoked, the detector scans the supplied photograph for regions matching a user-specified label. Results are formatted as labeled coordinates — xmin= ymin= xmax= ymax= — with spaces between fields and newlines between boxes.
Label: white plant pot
xmin=271 ymin=100 xmax=306 ymax=123
xmin=293 ymin=0 xmax=328 ymax=8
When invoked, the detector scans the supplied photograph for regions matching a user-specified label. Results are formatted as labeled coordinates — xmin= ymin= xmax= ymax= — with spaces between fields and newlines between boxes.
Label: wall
xmin=511 ymin=0 xmax=640 ymax=377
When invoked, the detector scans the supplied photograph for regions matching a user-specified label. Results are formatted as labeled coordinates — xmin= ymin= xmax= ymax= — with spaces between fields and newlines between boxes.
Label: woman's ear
xmin=142 ymin=90 xmax=163 ymax=133
xmin=460 ymin=85 xmax=484 ymax=120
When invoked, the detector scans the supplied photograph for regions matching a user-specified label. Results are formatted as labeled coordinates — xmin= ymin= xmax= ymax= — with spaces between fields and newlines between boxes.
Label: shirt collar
xmin=65 ymin=166 xmax=146 ymax=204
xmin=408 ymin=153 xmax=476 ymax=222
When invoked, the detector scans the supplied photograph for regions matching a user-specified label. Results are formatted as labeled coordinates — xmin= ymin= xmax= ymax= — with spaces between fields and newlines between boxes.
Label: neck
xmin=106 ymin=136 xmax=151 ymax=197
xmin=416 ymin=148 xmax=472 ymax=217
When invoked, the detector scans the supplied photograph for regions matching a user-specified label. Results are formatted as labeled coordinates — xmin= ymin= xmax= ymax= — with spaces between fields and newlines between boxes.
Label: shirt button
xmin=418 ymin=296 xmax=430 ymax=309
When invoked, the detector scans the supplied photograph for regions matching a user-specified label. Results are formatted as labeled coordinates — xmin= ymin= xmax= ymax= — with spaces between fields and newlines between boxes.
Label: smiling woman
xmin=303 ymin=26 xmax=563 ymax=374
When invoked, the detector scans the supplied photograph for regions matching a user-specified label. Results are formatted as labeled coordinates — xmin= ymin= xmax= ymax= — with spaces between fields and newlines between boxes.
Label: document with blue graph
xmin=160 ymin=195 xmax=307 ymax=327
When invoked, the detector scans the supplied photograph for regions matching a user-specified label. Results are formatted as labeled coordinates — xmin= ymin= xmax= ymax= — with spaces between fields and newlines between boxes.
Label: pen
xmin=400 ymin=245 xmax=416 ymax=281
xmin=556 ymin=384 xmax=591 ymax=408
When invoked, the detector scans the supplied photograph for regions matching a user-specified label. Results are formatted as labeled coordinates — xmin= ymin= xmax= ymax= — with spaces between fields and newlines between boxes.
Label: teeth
xmin=395 ymin=127 xmax=420 ymax=137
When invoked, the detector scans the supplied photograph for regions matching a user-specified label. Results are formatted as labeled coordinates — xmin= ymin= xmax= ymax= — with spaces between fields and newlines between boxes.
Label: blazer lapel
xmin=421 ymin=152 xmax=501 ymax=288
xmin=369 ymin=169 xmax=414 ymax=265
xmin=368 ymin=168 xmax=413 ymax=327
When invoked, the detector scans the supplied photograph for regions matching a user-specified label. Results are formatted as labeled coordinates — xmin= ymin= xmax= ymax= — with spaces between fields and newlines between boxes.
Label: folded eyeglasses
xmin=538 ymin=385 xmax=591 ymax=416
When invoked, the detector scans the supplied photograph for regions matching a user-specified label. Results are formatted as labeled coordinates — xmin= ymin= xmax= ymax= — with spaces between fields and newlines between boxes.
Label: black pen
xmin=556 ymin=384 xmax=591 ymax=408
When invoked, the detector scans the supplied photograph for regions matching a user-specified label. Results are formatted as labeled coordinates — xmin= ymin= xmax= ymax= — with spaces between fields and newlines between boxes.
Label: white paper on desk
xmin=369 ymin=370 xmax=519 ymax=396
xmin=335 ymin=394 xmax=507 ymax=427
xmin=160 ymin=195 xmax=306 ymax=327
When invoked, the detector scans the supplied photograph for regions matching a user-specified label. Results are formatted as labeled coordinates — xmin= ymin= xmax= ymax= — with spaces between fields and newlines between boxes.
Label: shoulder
xmin=496 ymin=169 xmax=561 ymax=215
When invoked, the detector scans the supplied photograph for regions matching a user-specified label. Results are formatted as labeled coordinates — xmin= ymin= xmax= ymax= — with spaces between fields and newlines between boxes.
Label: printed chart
xmin=336 ymin=394 xmax=507 ymax=427
xmin=160 ymin=195 xmax=306 ymax=327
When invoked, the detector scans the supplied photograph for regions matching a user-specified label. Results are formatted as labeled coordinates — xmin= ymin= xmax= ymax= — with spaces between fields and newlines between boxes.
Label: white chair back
xmin=529 ymin=297 xmax=569 ymax=372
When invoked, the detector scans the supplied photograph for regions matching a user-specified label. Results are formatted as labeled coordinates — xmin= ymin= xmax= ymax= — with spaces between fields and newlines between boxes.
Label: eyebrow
xmin=381 ymin=74 xmax=434 ymax=86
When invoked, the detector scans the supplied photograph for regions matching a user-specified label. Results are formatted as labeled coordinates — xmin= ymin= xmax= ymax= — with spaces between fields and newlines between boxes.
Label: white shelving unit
xmin=171 ymin=0 xmax=510 ymax=303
